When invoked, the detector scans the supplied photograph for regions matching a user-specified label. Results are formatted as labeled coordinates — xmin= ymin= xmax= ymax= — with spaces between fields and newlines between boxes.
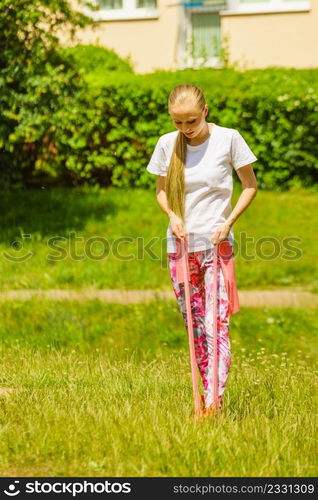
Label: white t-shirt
xmin=146 ymin=123 xmax=258 ymax=253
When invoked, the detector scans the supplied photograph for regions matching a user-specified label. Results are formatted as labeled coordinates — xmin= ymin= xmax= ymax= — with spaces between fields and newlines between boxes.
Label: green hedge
xmin=3 ymin=59 xmax=318 ymax=190
xmin=42 ymin=67 xmax=318 ymax=191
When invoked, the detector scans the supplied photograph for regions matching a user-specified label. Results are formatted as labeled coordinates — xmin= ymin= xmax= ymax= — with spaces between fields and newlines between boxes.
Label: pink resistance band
xmin=176 ymin=234 xmax=203 ymax=419
xmin=175 ymin=235 xmax=240 ymax=420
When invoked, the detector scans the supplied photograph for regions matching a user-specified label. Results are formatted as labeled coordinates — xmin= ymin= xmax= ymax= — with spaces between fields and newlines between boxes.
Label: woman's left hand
xmin=211 ymin=221 xmax=232 ymax=245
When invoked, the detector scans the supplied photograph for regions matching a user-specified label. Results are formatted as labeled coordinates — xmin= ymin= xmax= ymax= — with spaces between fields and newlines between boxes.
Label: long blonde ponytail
xmin=166 ymin=84 xmax=206 ymax=224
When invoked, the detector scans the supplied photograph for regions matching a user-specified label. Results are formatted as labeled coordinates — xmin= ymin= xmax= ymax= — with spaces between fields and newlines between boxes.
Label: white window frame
xmin=85 ymin=0 xmax=159 ymax=21
xmin=221 ymin=0 xmax=311 ymax=15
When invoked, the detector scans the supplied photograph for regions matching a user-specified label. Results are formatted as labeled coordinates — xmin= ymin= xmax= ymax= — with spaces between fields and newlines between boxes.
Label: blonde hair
xmin=166 ymin=84 xmax=206 ymax=224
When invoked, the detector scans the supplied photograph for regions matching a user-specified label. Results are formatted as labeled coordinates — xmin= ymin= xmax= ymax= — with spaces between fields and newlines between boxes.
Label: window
xmin=97 ymin=0 xmax=157 ymax=7
xmin=180 ymin=4 xmax=224 ymax=69
xmin=89 ymin=0 xmax=158 ymax=20
xmin=98 ymin=0 xmax=123 ymax=8
xmin=136 ymin=0 xmax=157 ymax=7
xmin=192 ymin=13 xmax=221 ymax=59
xmin=223 ymin=0 xmax=311 ymax=14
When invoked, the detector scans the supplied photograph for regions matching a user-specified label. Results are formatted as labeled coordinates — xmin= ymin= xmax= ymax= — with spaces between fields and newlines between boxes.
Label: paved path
xmin=0 ymin=289 xmax=317 ymax=308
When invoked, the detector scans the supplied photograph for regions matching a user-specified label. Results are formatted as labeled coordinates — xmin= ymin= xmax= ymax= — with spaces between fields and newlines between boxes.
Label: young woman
xmin=146 ymin=84 xmax=258 ymax=416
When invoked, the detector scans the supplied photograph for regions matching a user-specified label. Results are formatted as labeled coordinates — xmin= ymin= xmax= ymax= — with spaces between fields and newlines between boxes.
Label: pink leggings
xmin=168 ymin=247 xmax=231 ymax=409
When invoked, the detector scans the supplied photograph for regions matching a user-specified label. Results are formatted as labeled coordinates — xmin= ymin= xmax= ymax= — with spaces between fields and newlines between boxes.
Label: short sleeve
xmin=146 ymin=136 xmax=168 ymax=176
xmin=230 ymin=130 xmax=258 ymax=171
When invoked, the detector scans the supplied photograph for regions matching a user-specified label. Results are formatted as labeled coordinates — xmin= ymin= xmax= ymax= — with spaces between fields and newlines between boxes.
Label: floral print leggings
xmin=168 ymin=247 xmax=231 ymax=409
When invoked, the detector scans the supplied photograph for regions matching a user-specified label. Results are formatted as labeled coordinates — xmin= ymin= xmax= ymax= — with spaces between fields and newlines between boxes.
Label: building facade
xmin=74 ymin=0 xmax=317 ymax=73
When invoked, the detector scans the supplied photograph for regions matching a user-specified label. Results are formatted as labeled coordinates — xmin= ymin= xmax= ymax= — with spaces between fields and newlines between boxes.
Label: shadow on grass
xmin=0 ymin=188 xmax=117 ymax=243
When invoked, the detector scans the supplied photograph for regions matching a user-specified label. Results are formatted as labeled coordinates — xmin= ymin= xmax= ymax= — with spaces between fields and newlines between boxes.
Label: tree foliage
xmin=0 ymin=0 xmax=94 ymax=186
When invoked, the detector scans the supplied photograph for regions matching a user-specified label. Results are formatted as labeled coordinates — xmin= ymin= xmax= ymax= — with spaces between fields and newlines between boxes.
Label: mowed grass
xmin=0 ymin=185 xmax=317 ymax=292
xmin=0 ymin=300 xmax=317 ymax=477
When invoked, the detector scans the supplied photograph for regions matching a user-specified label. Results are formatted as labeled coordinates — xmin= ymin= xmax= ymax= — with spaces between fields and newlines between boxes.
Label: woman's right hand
xmin=169 ymin=212 xmax=185 ymax=239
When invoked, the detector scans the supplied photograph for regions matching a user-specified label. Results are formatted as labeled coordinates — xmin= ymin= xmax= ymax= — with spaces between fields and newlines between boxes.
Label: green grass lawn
xmin=0 ymin=300 xmax=317 ymax=477
xmin=0 ymin=185 xmax=317 ymax=291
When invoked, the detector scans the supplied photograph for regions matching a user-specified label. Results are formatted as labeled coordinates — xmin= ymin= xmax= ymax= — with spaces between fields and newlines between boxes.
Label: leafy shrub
xmin=60 ymin=44 xmax=134 ymax=74
xmin=46 ymin=67 xmax=318 ymax=191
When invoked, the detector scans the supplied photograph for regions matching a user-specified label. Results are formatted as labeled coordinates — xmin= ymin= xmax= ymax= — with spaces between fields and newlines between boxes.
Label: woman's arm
xmin=156 ymin=175 xmax=172 ymax=218
xmin=211 ymin=164 xmax=258 ymax=244
xmin=226 ymin=164 xmax=258 ymax=227
xmin=155 ymin=175 xmax=184 ymax=238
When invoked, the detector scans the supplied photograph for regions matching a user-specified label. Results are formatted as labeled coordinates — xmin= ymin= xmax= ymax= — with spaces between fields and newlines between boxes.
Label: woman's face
xmin=169 ymin=99 xmax=208 ymax=138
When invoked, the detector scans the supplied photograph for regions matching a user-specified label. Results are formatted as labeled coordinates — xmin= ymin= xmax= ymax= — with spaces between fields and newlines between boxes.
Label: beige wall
xmin=70 ymin=0 xmax=179 ymax=73
xmin=68 ymin=1 xmax=318 ymax=73
xmin=221 ymin=3 xmax=318 ymax=69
